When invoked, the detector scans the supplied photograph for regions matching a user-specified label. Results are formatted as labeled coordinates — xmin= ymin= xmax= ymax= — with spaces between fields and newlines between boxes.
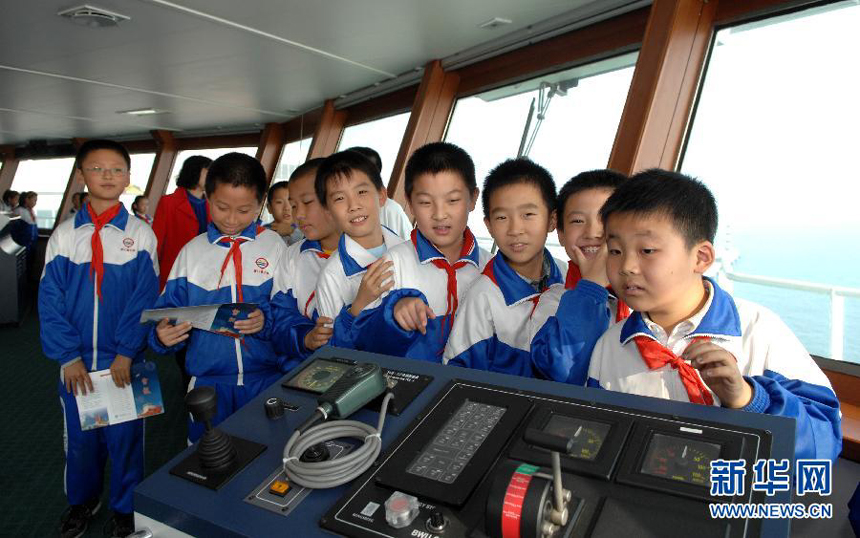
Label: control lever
xmin=523 ymin=428 xmax=575 ymax=530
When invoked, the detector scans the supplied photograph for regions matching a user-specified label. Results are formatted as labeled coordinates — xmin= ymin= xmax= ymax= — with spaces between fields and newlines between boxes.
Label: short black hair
xmin=405 ymin=142 xmax=476 ymax=200
xmin=267 ymin=181 xmax=289 ymax=205
xmin=132 ymin=195 xmax=147 ymax=212
xmin=80 ymin=192 xmax=89 ymax=201
xmin=176 ymin=155 xmax=213 ymax=189
xmin=75 ymin=139 xmax=131 ymax=170
xmin=481 ymin=158 xmax=556 ymax=219
xmin=288 ymin=158 xmax=324 ymax=183
xmin=600 ymin=168 xmax=718 ymax=246
xmin=346 ymin=147 xmax=382 ymax=173
xmin=204 ymin=153 xmax=267 ymax=203
xmin=314 ymin=150 xmax=384 ymax=208
xmin=2 ymin=189 xmax=18 ymax=205
xmin=556 ymin=169 xmax=627 ymax=231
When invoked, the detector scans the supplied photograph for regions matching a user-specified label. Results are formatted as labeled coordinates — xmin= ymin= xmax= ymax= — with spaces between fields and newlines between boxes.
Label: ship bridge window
xmin=679 ymin=0 xmax=860 ymax=362
xmin=119 ymin=153 xmax=156 ymax=214
xmin=443 ymin=52 xmax=638 ymax=259
xmin=337 ymin=111 xmax=411 ymax=185
xmin=273 ymin=137 xmax=312 ymax=183
xmin=10 ymin=157 xmax=75 ymax=229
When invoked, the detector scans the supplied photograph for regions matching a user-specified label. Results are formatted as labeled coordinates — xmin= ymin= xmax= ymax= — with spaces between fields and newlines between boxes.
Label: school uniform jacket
xmin=444 ymin=250 xmax=567 ymax=376
xmin=315 ymin=227 xmax=405 ymax=348
xmin=587 ymin=278 xmax=842 ymax=461
xmin=529 ymin=277 xmax=622 ymax=385
xmin=151 ymin=188 xmax=210 ymax=290
xmin=379 ymin=198 xmax=413 ymax=239
xmin=148 ymin=222 xmax=293 ymax=384
xmin=351 ymin=228 xmax=491 ymax=361
xmin=40 ymin=205 xmax=159 ymax=370
xmin=270 ymin=238 xmax=331 ymax=360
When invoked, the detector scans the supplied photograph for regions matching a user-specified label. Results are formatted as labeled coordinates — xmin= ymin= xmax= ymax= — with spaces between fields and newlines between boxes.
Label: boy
xmin=530 ymin=170 xmax=629 ymax=385
xmin=444 ymin=158 xmax=565 ymax=376
xmin=351 ymin=142 xmax=490 ymax=361
xmin=40 ymin=139 xmax=159 ymax=538
xmin=149 ymin=153 xmax=292 ymax=443
xmin=314 ymin=150 xmax=405 ymax=347
xmin=270 ymin=158 xmax=338 ymax=359
xmin=347 ymin=146 xmax=414 ymax=239
xmin=265 ymin=180 xmax=303 ymax=246
xmin=588 ymin=169 xmax=841 ymax=461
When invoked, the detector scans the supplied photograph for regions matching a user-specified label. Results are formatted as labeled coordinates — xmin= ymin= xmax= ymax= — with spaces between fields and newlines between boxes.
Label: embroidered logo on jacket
xmin=254 ymin=257 xmax=270 ymax=276
xmin=121 ymin=237 xmax=136 ymax=252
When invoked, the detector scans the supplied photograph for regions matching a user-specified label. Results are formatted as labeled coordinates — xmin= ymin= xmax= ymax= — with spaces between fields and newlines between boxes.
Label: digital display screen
xmin=542 ymin=414 xmax=611 ymax=461
xmin=406 ymin=400 xmax=505 ymax=484
xmin=640 ymin=433 xmax=721 ymax=486
xmin=284 ymin=359 xmax=351 ymax=394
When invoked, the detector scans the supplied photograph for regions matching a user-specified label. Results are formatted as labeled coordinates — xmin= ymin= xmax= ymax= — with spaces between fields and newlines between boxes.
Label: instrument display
xmin=284 ymin=359 xmax=351 ymax=394
xmin=640 ymin=433 xmax=721 ymax=487
xmin=542 ymin=414 xmax=611 ymax=461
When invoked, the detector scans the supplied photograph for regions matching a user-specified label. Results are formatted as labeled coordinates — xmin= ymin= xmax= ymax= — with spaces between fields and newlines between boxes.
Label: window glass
xmin=444 ymin=53 xmax=637 ymax=258
xmin=169 ymin=146 xmax=256 ymax=194
xmin=272 ymin=137 xmax=312 ymax=182
xmin=679 ymin=1 xmax=860 ymax=361
xmin=10 ymin=157 xmax=75 ymax=228
xmin=337 ymin=112 xmax=410 ymax=185
xmin=119 ymin=153 xmax=156 ymax=215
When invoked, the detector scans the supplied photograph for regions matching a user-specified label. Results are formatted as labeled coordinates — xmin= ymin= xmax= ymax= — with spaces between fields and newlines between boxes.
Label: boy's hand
xmin=234 ymin=309 xmax=264 ymax=335
xmin=156 ymin=318 xmax=192 ymax=347
xmin=350 ymin=259 xmax=394 ymax=316
xmin=64 ymin=361 xmax=94 ymax=396
xmin=110 ymin=355 xmax=133 ymax=388
xmin=569 ymin=244 xmax=609 ymax=287
xmin=393 ymin=297 xmax=436 ymax=335
xmin=304 ymin=316 xmax=334 ymax=351
xmin=685 ymin=340 xmax=752 ymax=408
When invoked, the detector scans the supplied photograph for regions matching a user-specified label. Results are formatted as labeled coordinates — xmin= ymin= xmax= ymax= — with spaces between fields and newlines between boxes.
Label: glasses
xmin=83 ymin=166 xmax=128 ymax=176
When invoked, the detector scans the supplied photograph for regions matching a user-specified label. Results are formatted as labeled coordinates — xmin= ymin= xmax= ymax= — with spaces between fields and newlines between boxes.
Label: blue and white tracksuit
xmin=587 ymin=278 xmax=842 ymax=461
xmin=39 ymin=206 xmax=159 ymax=514
xmin=148 ymin=222 xmax=291 ymax=442
xmin=315 ymin=227 xmax=405 ymax=348
xmin=444 ymin=250 xmax=566 ymax=376
xmin=270 ymin=239 xmax=332 ymax=360
xmin=351 ymin=228 xmax=491 ymax=361
xmin=529 ymin=280 xmax=622 ymax=385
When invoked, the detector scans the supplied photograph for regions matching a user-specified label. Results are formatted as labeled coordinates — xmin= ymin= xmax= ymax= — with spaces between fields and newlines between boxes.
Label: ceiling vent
xmin=57 ymin=4 xmax=131 ymax=28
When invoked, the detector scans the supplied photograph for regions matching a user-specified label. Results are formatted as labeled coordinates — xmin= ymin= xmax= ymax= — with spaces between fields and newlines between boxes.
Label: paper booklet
xmin=75 ymin=361 xmax=164 ymax=431
xmin=139 ymin=303 xmax=257 ymax=338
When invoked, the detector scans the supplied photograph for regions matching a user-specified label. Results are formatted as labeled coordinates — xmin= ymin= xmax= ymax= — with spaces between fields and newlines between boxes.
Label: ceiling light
xmin=478 ymin=17 xmax=512 ymax=29
xmin=58 ymin=4 xmax=131 ymax=28
xmin=117 ymin=108 xmax=166 ymax=116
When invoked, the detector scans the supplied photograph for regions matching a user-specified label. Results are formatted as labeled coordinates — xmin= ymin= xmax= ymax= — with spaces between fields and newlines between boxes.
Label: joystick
xmin=186 ymin=387 xmax=237 ymax=470
xmin=170 ymin=387 xmax=266 ymax=490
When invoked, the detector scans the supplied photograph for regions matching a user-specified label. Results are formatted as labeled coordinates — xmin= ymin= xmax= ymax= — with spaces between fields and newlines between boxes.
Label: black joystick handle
xmin=524 ymin=428 xmax=575 ymax=455
xmin=185 ymin=386 xmax=236 ymax=470
xmin=186 ymin=386 xmax=218 ymax=430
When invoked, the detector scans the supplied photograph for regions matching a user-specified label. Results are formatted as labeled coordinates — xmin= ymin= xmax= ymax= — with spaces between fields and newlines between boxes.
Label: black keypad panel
xmin=406 ymin=400 xmax=505 ymax=484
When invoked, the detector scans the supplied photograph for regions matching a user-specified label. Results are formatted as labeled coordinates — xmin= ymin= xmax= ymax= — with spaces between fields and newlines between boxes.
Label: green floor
xmin=0 ymin=299 xmax=188 ymax=537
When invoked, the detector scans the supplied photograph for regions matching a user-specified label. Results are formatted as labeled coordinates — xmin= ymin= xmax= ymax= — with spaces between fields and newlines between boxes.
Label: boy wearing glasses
xmin=39 ymin=140 xmax=160 ymax=538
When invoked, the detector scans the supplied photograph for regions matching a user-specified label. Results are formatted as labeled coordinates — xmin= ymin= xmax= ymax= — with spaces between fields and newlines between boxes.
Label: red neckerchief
xmin=633 ymin=335 xmax=714 ymax=405
xmin=217 ymin=225 xmax=265 ymax=303
xmin=87 ymin=203 xmax=122 ymax=301
xmin=303 ymin=250 xmax=331 ymax=317
xmin=412 ymin=229 xmax=475 ymax=347
xmin=565 ymin=263 xmax=630 ymax=322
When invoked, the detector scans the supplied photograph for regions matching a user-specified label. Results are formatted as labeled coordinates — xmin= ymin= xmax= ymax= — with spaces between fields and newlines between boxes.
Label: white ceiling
xmin=0 ymin=0 xmax=641 ymax=145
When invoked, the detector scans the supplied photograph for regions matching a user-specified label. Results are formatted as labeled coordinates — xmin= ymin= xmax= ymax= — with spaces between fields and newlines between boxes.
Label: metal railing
xmin=722 ymin=270 xmax=860 ymax=361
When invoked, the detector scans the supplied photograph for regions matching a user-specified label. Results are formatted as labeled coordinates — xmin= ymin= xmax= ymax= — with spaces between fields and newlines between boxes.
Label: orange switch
xmin=269 ymin=480 xmax=290 ymax=497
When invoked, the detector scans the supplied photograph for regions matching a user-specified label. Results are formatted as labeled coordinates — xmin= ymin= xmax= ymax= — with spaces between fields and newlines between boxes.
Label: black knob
xmin=300 ymin=442 xmax=330 ymax=463
xmin=186 ymin=386 xmax=217 ymax=426
xmin=265 ymin=397 xmax=285 ymax=420
xmin=427 ymin=510 xmax=446 ymax=532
